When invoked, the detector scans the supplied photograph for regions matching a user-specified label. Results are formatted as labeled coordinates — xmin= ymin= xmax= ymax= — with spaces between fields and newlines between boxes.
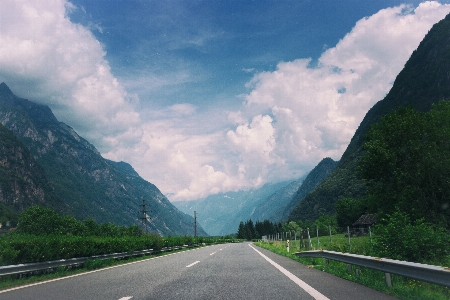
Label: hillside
xmin=288 ymin=13 xmax=450 ymax=222
xmin=287 ymin=157 xmax=338 ymax=221
xmin=0 ymin=83 xmax=206 ymax=236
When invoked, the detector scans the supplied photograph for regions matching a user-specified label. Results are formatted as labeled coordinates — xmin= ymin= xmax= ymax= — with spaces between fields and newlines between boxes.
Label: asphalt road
xmin=0 ymin=243 xmax=396 ymax=300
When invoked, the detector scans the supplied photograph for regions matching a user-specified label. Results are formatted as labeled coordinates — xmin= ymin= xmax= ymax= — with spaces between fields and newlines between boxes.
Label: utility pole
xmin=194 ymin=211 xmax=197 ymax=237
xmin=140 ymin=199 xmax=148 ymax=234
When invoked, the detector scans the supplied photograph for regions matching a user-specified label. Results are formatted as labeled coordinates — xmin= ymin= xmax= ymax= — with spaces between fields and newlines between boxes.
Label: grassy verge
xmin=254 ymin=240 xmax=450 ymax=300
xmin=0 ymin=245 xmax=199 ymax=291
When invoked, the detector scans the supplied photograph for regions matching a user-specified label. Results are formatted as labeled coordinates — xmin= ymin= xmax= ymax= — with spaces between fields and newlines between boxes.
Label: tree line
xmin=236 ymin=219 xmax=283 ymax=240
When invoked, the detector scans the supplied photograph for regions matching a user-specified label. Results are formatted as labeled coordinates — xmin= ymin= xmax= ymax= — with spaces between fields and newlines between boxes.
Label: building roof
xmin=352 ymin=214 xmax=377 ymax=226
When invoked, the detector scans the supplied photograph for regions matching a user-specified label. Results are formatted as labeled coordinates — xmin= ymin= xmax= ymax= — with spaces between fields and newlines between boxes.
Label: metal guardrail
xmin=295 ymin=250 xmax=450 ymax=288
xmin=0 ymin=245 xmax=188 ymax=277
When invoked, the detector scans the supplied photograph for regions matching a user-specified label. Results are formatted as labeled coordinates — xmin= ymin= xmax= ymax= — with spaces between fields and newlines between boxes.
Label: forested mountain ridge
xmin=287 ymin=157 xmax=338 ymax=221
xmin=289 ymin=13 xmax=450 ymax=222
xmin=0 ymin=82 xmax=205 ymax=236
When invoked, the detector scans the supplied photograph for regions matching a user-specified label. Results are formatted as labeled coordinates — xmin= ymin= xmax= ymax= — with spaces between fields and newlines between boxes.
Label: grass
xmin=0 ymin=245 xmax=199 ymax=291
xmin=255 ymin=235 xmax=450 ymax=300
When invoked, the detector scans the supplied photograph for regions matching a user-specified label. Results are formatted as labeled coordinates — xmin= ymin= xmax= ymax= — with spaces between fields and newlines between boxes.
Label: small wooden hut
xmin=352 ymin=214 xmax=376 ymax=236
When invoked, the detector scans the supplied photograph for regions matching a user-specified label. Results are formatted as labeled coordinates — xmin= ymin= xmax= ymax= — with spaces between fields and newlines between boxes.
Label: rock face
xmin=0 ymin=83 xmax=206 ymax=236
xmin=289 ymin=13 xmax=450 ymax=222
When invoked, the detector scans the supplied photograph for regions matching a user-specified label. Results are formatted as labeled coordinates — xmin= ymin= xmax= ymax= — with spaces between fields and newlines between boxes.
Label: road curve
xmin=0 ymin=243 xmax=395 ymax=300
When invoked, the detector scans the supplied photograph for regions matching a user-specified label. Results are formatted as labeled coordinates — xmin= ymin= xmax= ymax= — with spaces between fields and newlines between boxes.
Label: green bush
xmin=373 ymin=210 xmax=449 ymax=263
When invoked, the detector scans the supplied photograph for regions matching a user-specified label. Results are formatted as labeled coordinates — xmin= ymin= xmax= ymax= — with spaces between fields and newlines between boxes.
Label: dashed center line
xmin=186 ymin=261 xmax=200 ymax=268
xmin=118 ymin=297 xmax=133 ymax=300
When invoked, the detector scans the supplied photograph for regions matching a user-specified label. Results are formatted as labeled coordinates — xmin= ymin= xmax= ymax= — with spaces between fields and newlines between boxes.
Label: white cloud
xmin=0 ymin=0 xmax=141 ymax=152
xmin=1 ymin=0 xmax=449 ymax=201
xmin=230 ymin=1 xmax=450 ymax=185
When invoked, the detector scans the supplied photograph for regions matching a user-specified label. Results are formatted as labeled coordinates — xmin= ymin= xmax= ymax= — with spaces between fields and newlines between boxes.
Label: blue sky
xmin=1 ymin=1 xmax=450 ymax=200
xmin=69 ymin=0 xmax=427 ymax=110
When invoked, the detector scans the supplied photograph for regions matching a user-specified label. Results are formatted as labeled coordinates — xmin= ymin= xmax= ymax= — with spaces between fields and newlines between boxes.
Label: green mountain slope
xmin=289 ymin=13 xmax=450 ymax=222
xmin=287 ymin=157 xmax=338 ymax=221
xmin=0 ymin=83 xmax=205 ymax=236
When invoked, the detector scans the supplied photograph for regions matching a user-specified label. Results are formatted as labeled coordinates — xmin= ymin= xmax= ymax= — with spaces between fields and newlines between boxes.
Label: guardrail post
xmin=385 ymin=273 xmax=393 ymax=287
xmin=329 ymin=225 xmax=332 ymax=244
xmin=316 ymin=227 xmax=320 ymax=249
xmin=300 ymin=230 xmax=303 ymax=249
xmin=347 ymin=264 xmax=352 ymax=273
xmin=307 ymin=228 xmax=311 ymax=250
xmin=347 ymin=226 xmax=351 ymax=252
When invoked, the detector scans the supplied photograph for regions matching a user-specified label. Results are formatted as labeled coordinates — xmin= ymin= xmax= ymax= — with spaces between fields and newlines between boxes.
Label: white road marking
xmin=186 ymin=261 xmax=200 ymax=268
xmin=119 ymin=297 xmax=133 ymax=300
xmin=248 ymin=244 xmax=329 ymax=300
xmin=210 ymin=252 xmax=216 ymax=256
xmin=0 ymin=245 xmax=209 ymax=294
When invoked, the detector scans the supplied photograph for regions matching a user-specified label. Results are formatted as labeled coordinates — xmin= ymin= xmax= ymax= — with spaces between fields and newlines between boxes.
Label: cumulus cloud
xmin=0 ymin=0 xmax=141 ymax=152
xmin=227 ymin=1 xmax=450 ymax=185
xmin=1 ymin=0 xmax=449 ymax=201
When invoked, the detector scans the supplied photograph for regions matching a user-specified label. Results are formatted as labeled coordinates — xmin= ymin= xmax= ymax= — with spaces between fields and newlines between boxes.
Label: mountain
xmin=249 ymin=179 xmax=304 ymax=223
xmin=0 ymin=82 xmax=206 ymax=236
xmin=287 ymin=157 xmax=338 ymax=221
xmin=173 ymin=180 xmax=294 ymax=236
xmin=288 ymin=13 xmax=450 ymax=222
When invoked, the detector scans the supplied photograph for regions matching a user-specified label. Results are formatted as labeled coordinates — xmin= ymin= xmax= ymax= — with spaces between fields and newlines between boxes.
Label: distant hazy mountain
xmin=248 ymin=179 xmax=304 ymax=223
xmin=0 ymin=82 xmax=206 ymax=236
xmin=173 ymin=180 xmax=293 ymax=236
xmin=288 ymin=13 xmax=450 ymax=222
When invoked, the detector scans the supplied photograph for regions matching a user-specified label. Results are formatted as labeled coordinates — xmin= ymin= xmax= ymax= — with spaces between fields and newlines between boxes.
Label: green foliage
xmin=18 ymin=206 xmax=62 ymax=235
xmin=335 ymin=197 xmax=366 ymax=227
xmin=313 ymin=215 xmax=338 ymax=236
xmin=17 ymin=206 xmax=142 ymax=237
xmin=360 ymin=101 xmax=450 ymax=227
xmin=373 ymin=210 xmax=449 ymax=263
xmin=0 ymin=203 xmax=18 ymax=226
xmin=237 ymin=219 xmax=281 ymax=240
xmin=0 ymin=206 xmax=237 ymax=265
xmin=0 ymin=233 xmax=237 ymax=265
xmin=257 ymin=240 xmax=450 ymax=299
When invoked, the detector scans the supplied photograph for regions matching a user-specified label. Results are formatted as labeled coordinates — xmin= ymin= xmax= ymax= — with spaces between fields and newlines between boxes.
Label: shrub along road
xmin=0 ymin=243 xmax=394 ymax=300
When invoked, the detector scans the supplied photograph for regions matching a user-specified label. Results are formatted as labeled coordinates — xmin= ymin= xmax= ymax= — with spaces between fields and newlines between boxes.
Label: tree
xmin=237 ymin=221 xmax=246 ymax=239
xmin=18 ymin=205 xmax=62 ymax=235
xmin=359 ymin=101 xmax=450 ymax=227
xmin=335 ymin=197 xmax=366 ymax=228
xmin=373 ymin=210 xmax=449 ymax=263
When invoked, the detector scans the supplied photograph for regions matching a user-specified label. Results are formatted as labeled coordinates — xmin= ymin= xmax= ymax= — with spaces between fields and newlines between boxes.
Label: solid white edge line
xmin=248 ymin=244 xmax=329 ymax=300
xmin=0 ymin=245 xmax=216 ymax=294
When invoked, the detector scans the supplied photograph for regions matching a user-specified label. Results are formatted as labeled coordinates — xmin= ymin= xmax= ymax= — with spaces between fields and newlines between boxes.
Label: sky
xmin=1 ymin=1 xmax=450 ymax=201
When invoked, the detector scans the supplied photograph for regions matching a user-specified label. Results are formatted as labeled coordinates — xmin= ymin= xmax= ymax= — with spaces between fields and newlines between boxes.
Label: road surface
xmin=0 ymin=243 xmax=395 ymax=300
